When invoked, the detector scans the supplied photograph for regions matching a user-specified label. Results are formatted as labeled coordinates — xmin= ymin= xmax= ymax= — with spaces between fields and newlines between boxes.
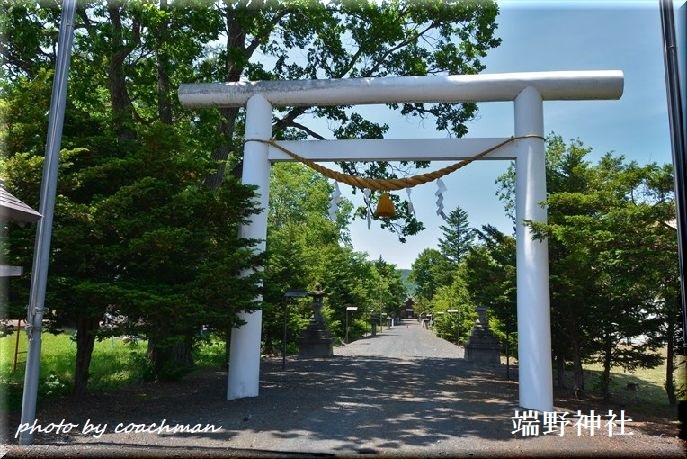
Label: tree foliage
xmin=261 ymin=163 xmax=407 ymax=352
xmin=438 ymin=206 xmax=475 ymax=265
xmin=463 ymin=224 xmax=516 ymax=351
xmin=494 ymin=134 xmax=680 ymax=401
xmin=432 ymin=267 xmax=476 ymax=344
xmin=1 ymin=0 xmax=260 ymax=388
xmin=179 ymin=0 xmax=501 ymax=239
xmin=409 ymin=247 xmax=452 ymax=302
xmin=1 ymin=0 xmax=502 ymax=391
xmin=408 ymin=206 xmax=480 ymax=343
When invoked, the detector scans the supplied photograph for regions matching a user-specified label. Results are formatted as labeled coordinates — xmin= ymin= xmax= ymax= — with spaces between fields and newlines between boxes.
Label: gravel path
xmin=336 ymin=319 xmax=464 ymax=359
xmin=2 ymin=319 xmax=685 ymax=457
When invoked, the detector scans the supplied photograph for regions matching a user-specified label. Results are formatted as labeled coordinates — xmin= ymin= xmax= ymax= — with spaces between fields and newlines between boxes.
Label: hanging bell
xmin=375 ymin=192 xmax=396 ymax=218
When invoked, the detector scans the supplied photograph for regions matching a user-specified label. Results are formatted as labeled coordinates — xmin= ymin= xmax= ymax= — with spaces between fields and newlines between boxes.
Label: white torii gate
xmin=179 ymin=71 xmax=623 ymax=412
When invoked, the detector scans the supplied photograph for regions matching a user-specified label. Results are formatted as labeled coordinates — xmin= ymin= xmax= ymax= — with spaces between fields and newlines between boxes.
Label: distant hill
xmin=398 ymin=269 xmax=416 ymax=295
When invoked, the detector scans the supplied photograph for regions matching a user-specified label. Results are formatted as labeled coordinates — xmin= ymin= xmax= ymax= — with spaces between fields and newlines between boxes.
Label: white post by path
xmin=514 ymin=86 xmax=553 ymax=412
xmin=227 ymin=94 xmax=272 ymax=400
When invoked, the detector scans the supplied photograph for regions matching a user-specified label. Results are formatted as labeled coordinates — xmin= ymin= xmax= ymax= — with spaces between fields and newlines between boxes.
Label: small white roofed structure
xmin=0 ymin=179 xmax=41 ymax=277
xmin=0 ymin=180 xmax=41 ymax=225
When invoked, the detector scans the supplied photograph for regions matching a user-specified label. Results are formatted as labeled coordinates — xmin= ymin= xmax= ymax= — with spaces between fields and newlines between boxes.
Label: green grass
xmin=578 ymin=356 xmax=679 ymax=419
xmin=500 ymin=351 xmax=680 ymax=421
xmin=193 ymin=335 xmax=227 ymax=368
xmin=0 ymin=329 xmax=231 ymax=414
xmin=0 ymin=330 xmax=151 ymax=413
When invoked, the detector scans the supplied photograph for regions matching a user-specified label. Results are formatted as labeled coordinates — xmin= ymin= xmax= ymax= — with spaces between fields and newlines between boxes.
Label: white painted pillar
xmin=513 ymin=86 xmax=553 ymax=412
xmin=228 ymin=94 xmax=272 ymax=400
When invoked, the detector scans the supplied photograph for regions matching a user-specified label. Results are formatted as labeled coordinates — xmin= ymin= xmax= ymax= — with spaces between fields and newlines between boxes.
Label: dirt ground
xmin=2 ymin=320 xmax=685 ymax=458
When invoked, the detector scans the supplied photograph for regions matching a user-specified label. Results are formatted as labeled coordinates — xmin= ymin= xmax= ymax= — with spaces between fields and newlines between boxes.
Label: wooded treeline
xmin=1 ymin=0 xmax=500 ymax=393
xmin=409 ymin=134 xmax=682 ymax=403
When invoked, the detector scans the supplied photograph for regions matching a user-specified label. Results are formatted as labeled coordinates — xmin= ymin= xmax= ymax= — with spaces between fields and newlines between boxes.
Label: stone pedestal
xmin=298 ymin=286 xmax=333 ymax=357
xmin=370 ymin=317 xmax=379 ymax=336
xmin=298 ymin=321 xmax=333 ymax=357
xmin=465 ymin=307 xmax=501 ymax=364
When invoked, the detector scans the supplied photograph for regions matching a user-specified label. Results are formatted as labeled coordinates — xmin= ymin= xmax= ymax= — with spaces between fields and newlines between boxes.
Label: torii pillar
xmin=514 ymin=86 xmax=552 ymax=410
xmin=226 ymin=93 xmax=272 ymax=399
xmin=179 ymin=71 xmax=624 ymax=412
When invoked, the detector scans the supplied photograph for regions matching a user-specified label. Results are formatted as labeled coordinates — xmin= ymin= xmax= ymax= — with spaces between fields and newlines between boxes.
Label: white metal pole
xmin=227 ymin=94 xmax=272 ymax=400
xmin=514 ymin=86 xmax=553 ymax=412
xmin=19 ymin=0 xmax=76 ymax=445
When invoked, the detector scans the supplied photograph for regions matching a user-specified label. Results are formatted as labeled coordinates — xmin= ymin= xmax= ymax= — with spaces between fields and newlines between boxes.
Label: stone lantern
xmin=465 ymin=306 xmax=501 ymax=364
xmin=298 ymin=283 xmax=334 ymax=357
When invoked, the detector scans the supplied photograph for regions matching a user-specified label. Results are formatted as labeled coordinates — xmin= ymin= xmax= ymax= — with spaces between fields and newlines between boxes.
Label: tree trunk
xmin=203 ymin=6 xmax=247 ymax=189
xmin=73 ymin=317 xmax=101 ymax=395
xmin=204 ymin=107 xmax=241 ymax=189
xmin=156 ymin=0 xmax=173 ymax=125
xmin=107 ymin=1 xmax=138 ymax=141
xmin=171 ymin=335 xmax=194 ymax=368
xmin=556 ymin=352 xmax=567 ymax=389
xmin=571 ymin=338 xmax=585 ymax=399
xmin=601 ymin=331 xmax=613 ymax=401
xmin=148 ymin=333 xmax=194 ymax=380
xmin=146 ymin=337 xmax=155 ymax=362
xmin=152 ymin=0 xmax=198 ymax=370
xmin=505 ymin=329 xmax=510 ymax=381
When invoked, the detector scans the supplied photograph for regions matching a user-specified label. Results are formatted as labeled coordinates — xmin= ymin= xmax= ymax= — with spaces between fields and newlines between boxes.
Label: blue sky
xmin=326 ymin=1 xmax=676 ymax=269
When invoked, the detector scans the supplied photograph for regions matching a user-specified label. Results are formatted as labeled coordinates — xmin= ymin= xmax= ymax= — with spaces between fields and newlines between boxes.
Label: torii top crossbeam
xmin=179 ymin=70 xmax=623 ymax=108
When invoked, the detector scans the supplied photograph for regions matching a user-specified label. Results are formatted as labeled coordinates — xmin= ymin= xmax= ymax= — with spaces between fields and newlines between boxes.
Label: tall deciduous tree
xmin=194 ymin=0 xmax=501 ymax=240
xmin=432 ymin=266 xmax=475 ymax=344
xmin=261 ymin=162 xmax=352 ymax=352
xmin=372 ymin=257 xmax=408 ymax=319
xmin=409 ymin=247 xmax=452 ymax=302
